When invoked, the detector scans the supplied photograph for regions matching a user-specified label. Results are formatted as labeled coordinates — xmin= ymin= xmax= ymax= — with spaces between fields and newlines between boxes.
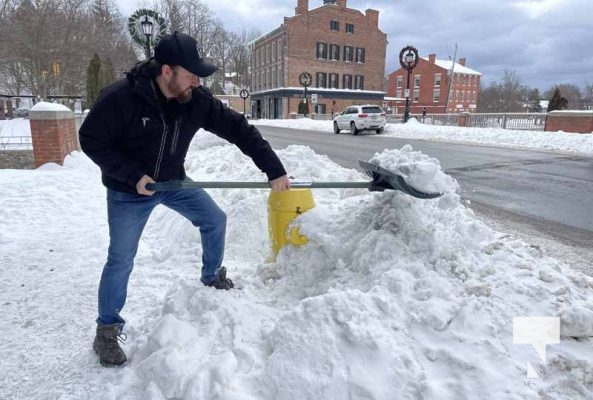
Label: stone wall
xmin=0 ymin=150 xmax=34 ymax=169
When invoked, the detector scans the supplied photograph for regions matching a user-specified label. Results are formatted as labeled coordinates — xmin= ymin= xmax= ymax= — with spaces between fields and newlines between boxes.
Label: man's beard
xmin=168 ymin=80 xmax=193 ymax=103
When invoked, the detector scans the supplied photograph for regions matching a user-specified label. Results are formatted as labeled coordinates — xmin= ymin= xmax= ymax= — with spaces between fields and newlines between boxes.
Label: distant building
xmin=387 ymin=54 xmax=482 ymax=114
xmin=250 ymin=0 xmax=388 ymax=118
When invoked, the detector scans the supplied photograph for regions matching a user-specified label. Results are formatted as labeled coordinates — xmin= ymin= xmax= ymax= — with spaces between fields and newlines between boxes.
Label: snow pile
xmin=30 ymin=101 xmax=72 ymax=112
xmin=108 ymin=133 xmax=593 ymax=399
xmin=0 ymin=131 xmax=592 ymax=399
xmin=368 ymin=144 xmax=458 ymax=194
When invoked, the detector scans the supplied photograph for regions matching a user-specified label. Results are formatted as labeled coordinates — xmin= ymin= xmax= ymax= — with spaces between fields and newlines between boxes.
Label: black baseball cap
xmin=154 ymin=31 xmax=218 ymax=77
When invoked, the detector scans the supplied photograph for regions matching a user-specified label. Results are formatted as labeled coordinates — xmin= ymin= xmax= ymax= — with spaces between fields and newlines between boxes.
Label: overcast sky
xmin=121 ymin=0 xmax=592 ymax=92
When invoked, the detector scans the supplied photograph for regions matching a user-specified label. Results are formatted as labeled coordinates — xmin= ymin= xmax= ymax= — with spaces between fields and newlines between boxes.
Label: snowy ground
xmin=1 ymin=123 xmax=593 ymax=399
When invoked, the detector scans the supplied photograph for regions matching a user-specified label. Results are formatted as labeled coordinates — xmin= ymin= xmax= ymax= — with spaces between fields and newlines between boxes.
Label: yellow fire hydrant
xmin=268 ymin=188 xmax=315 ymax=258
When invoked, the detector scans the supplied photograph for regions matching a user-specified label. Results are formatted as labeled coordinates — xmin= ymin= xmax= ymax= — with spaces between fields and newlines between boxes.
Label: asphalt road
xmin=257 ymin=125 xmax=593 ymax=250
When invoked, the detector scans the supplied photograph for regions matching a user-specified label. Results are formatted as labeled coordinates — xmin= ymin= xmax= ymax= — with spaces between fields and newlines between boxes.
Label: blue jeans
xmin=97 ymin=188 xmax=226 ymax=326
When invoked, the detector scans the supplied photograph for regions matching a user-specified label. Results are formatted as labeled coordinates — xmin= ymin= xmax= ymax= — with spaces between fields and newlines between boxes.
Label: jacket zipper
xmin=170 ymin=117 xmax=180 ymax=155
xmin=153 ymin=113 xmax=167 ymax=180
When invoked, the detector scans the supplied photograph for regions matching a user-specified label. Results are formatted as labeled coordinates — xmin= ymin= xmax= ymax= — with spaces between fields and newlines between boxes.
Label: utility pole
xmin=444 ymin=43 xmax=458 ymax=114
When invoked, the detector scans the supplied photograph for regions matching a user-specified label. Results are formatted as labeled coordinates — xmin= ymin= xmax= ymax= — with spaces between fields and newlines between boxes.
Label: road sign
xmin=239 ymin=89 xmax=249 ymax=99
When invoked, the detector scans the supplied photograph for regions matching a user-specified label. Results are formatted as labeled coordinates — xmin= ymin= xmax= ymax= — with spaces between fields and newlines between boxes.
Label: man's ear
xmin=161 ymin=64 xmax=173 ymax=78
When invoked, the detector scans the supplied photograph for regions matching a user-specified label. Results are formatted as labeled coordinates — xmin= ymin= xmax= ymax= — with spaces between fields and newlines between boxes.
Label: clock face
xmin=299 ymin=72 xmax=312 ymax=86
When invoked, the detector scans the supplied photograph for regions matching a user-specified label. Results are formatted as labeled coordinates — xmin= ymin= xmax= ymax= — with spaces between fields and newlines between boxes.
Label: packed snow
xmin=1 ymin=122 xmax=592 ymax=399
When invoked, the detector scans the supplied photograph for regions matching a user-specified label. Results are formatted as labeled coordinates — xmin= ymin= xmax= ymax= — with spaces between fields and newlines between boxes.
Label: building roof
xmin=421 ymin=57 xmax=482 ymax=76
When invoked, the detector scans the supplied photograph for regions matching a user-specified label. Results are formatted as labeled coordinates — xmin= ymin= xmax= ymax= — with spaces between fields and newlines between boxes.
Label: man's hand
xmin=269 ymin=174 xmax=291 ymax=192
xmin=136 ymin=175 xmax=156 ymax=196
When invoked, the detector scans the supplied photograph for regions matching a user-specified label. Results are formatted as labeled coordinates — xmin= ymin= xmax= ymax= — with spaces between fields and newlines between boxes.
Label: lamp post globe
xmin=399 ymin=45 xmax=419 ymax=123
xmin=141 ymin=15 xmax=154 ymax=59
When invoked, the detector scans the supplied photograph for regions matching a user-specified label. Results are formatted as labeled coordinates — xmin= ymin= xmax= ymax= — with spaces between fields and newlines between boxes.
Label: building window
xmin=329 ymin=73 xmax=339 ymax=88
xmin=414 ymin=75 xmax=420 ymax=88
xmin=343 ymin=74 xmax=353 ymax=89
xmin=278 ymin=67 xmax=282 ymax=87
xmin=346 ymin=23 xmax=354 ymax=34
xmin=273 ymin=67 xmax=277 ymax=87
xmin=354 ymin=75 xmax=364 ymax=90
xmin=266 ymin=45 xmax=270 ymax=64
xmin=396 ymin=89 xmax=402 ymax=98
xmin=330 ymin=20 xmax=339 ymax=31
xmin=413 ymin=89 xmax=419 ymax=102
xmin=435 ymin=73 xmax=441 ymax=87
xmin=317 ymin=42 xmax=328 ymax=59
xmin=329 ymin=44 xmax=340 ymax=61
xmin=433 ymin=89 xmax=440 ymax=102
xmin=343 ymin=46 xmax=353 ymax=62
xmin=272 ymin=43 xmax=276 ymax=62
xmin=316 ymin=72 xmax=327 ymax=88
xmin=396 ymin=76 xmax=403 ymax=88
xmin=355 ymin=47 xmax=365 ymax=63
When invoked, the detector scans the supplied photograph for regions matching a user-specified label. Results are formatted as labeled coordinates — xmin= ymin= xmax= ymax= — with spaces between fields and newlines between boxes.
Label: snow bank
xmin=106 ymin=132 xmax=593 ymax=399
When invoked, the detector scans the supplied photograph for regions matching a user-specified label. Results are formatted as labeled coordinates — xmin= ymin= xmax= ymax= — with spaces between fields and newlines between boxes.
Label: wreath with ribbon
xmin=127 ymin=9 xmax=167 ymax=50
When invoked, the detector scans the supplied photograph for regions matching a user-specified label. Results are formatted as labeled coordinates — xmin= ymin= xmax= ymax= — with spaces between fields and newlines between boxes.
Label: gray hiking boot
xmin=93 ymin=323 xmax=127 ymax=367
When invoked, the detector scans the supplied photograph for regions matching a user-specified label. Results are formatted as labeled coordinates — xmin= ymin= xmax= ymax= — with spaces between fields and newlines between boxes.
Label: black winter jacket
xmin=79 ymin=62 xmax=286 ymax=194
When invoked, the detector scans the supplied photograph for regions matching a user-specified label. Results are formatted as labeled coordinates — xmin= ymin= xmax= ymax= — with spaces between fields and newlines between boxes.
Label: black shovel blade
xmin=358 ymin=160 xmax=443 ymax=199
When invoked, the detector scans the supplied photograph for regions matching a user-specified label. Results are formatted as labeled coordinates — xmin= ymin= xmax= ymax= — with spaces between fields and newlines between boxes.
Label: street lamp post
xmin=399 ymin=45 xmax=419 ymax=123
xmin=298 ymin=72 xmax=312 ymax=117
xmin=141 ymin=15 xmax=154 ymax=59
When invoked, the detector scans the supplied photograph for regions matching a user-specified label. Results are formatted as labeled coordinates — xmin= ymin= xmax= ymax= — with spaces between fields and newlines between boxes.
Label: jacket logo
xmin=141 ymin=117 xmax=150 ymax=127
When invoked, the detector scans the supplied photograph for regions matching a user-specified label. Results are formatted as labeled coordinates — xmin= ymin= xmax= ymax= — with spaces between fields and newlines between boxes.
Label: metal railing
xmin=467 ymin=113 xmax=547 ymax=131
xmin=0 ymin=135 xmax=33 ymax=150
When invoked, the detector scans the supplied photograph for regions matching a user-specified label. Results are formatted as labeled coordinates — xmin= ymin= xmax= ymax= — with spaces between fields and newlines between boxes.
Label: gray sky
xmin=120 ymin=0 xmax=593 ymax=91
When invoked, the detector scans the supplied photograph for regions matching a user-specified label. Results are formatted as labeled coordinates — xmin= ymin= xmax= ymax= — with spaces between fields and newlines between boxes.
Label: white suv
xmin=333 ymin=105 xmax=386 ymax=135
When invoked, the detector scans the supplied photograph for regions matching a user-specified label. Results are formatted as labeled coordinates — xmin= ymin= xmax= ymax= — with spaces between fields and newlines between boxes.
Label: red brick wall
xmin=545 ymin=111 xmax=593 ymax=133
xmin=284 ymin=6 xmax=386 ymax=91
xmin=30 ymin=114 xmax=79 ymax=168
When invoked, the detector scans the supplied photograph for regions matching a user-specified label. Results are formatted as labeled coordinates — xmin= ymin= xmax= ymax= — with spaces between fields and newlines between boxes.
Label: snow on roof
xmin=422 ymin=57 xmax=482 ymax=75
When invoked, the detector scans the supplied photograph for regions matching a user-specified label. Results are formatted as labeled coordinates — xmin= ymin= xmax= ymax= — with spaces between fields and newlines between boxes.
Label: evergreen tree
xmin=209 ymin=79 xmax=225 ymax=95
xmin=298 ymin=99 xmax=309 ymax=115
xmin=526 ymin=88 xmax=542 ymax=112
xmin=86 ymin=54 xmax=101 ymax=108
xmin=99 ymin=57 xmax=116 ymax=89
xmin=548 ymin=88 xmax=568 ymax=112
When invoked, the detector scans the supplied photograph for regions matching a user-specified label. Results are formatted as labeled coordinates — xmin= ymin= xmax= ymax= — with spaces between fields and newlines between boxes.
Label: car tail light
xmin=358 ymin=114 xmax=368 ymax=118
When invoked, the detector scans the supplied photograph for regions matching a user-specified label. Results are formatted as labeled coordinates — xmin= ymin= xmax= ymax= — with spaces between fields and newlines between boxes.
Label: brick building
xmin=250 ymin=0 xmax=387 ymax=119
xmin=387 ymin=54 xmax=481 ymax=114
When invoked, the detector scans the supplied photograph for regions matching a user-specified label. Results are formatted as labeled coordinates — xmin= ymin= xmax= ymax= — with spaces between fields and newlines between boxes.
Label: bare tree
xmin=229 ymin=28 xmax=260 ymax=89
xmin=0 ymin=0 xmax=136 ymax=100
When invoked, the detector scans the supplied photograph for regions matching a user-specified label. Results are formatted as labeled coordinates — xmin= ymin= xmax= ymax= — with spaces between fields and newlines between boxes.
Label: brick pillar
xmin=29 ymin=106 xmax=79 ymax=168
xmin=0 ymin=100 xmax=5 ymax=120
xmin=458 ymin=112 xmax=469 ymax=127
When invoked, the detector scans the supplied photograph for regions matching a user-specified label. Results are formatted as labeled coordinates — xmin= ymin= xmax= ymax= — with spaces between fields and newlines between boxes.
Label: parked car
xmin=13 ymin=108 xmax=30 ymax=118
xmin=333 ymin=105 xmax=386 ymax=135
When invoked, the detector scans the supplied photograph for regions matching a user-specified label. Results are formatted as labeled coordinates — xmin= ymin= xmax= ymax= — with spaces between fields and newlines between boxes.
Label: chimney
xmin=365 ymin=9 xmax=379 ymax=27
xmin=428 ymin=53 xmax=436 ymax=64
xmin=336 ymin=0 xmax=347 ymax=8
xmin=458 ymin=58 xmax=466 ymax=66
xmin=295 ymin=0 xmax=308 ymax=15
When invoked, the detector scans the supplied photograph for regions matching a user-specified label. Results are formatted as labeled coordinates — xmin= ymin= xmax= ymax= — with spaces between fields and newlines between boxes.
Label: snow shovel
xmin=145 ymin=160 xmax=442 ymax=199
